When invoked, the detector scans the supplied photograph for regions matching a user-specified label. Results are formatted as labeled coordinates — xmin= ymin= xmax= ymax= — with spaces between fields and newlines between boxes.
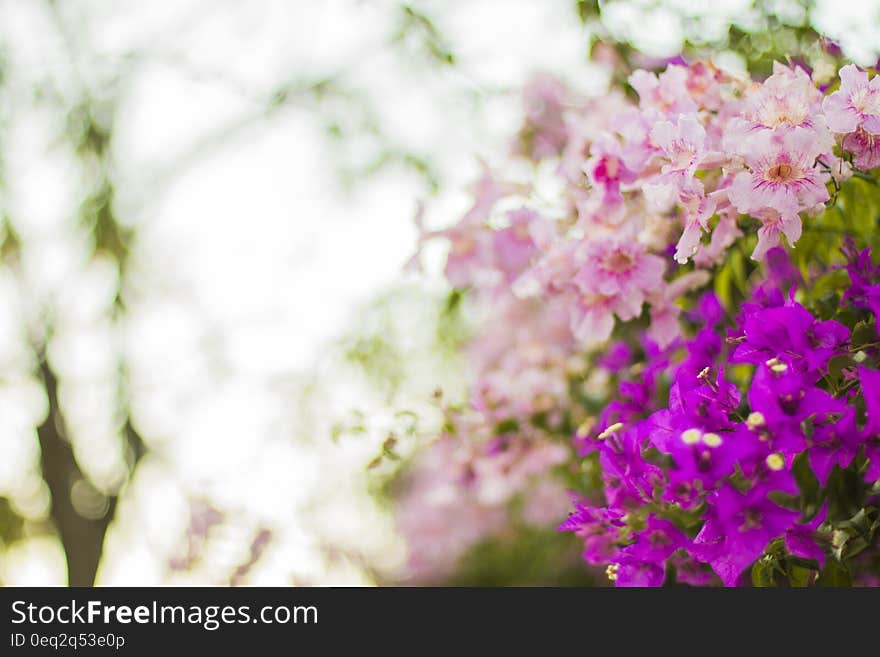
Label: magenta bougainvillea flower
xmin=858 ymin=367 xmax=880 ymax=482
xmin=557 ymin=268 xmax=880 ymax=586
xmin=730 ymin=301 xmax=849 ymax=377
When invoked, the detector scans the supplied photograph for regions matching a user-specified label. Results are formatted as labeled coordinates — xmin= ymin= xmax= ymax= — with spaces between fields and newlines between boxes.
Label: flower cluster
xmin=413 ymin=60 xmax=878 ymax=355
xmin=399 ymin=57 xmax=880 ymax=585
xmin=564 ymin=249 xmax=880 ymax=585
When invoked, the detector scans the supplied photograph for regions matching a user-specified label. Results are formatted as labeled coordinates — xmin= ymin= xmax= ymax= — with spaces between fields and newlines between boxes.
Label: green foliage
xmin=580 ymin=1 xmax=834 ymax=78
xmin=446 ymin=525 xmax=601 ymax=586
xmin=0 ymin=212 xmax=22 ymax=260
xmin=435 ymin=288 xmax=472 ymax=355
xmin=816 ymin=558 xmax=853 ymax=586
xmin=345 ymin=334 xmax=407 ymax=399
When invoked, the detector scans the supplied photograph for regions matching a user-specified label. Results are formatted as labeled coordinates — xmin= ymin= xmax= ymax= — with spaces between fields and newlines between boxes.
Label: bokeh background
xmin=0 ymin=0 xmax=878 ymax=586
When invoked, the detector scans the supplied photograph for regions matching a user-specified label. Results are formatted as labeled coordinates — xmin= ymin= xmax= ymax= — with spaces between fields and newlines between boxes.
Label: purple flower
xmin=558 ymin=503 xmax=624 ymax=565
xmin=807 ymin=407 xmax=861 ymax=485
xmin=785 ymin=505 xmax=828 ymax=568
xmin=858 ymin=367 xmax=880 ymax=482
xmin=748 ymin=364 xmax=847 ymax=458
xmin=686 ymin=291 xmax=726 ymax=327
xmin=668 ymin=366 xmax=741 ymax=431
xmin=842 ymin=243 xmax=880 ymax=307
xmin=732 ymin=301 xmax=849 ymax=378
xmin=842 ymin=244 xmax=880 ymax=327
xmin=764 ymin=246 xmax=804 ymax=288
xmin=598 ymin=340 xmax=634 ymax=373
xmin=663 ymin=426 xmax=757 ymax=502
xmin=679 ymin=328 xmax=723 ymax=376
xmin=598 ymin=428 xmax=663 ymax=508
xmin=697 ymin=483 xmax=799 ymax=585
xmin=691 ymin=515 xmax=753 ymax=587
xmin=669 ymin=553 xmax=717 ymax=586
xmin=613 ymin=516 xmax=688 ymax=587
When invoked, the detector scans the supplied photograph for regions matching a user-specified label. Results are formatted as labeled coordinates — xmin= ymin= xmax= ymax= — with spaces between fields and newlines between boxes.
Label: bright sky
xmin=0 ymin=0 xmax=877 ymax=585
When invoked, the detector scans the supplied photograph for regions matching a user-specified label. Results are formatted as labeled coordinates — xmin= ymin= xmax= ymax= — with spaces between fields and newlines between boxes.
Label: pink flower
xmin=571 ymin=290 xmax=619 ymax=344
xmin=491 ymin=208 xmax=539 ymax=284
xmin=515 ymin=234 xmax=583 ymax=297
xmin=645 ymin=178 xmax=717 ymax=265
xmin=842 ymin=127 xmax=880 ymax=170
xmin=442 ymin=226 xmax=496 ymax=289
xmin=628 ymin=65 xmax=698 ymax=116
xmin=515 ymin=73 xmax=571 ymax=160
xmin=674 ymin=185 xmax=718 ymax=265
xmin=727 ymin=127 xmax=830 ymax=218
xmin=584 ymin=135 xmax=639 ymax=206
xmin=394 ymin=437 xmax=509 ymax=583
xmin=646 ymin=270 xmax=711 ymax=347
xmin=747 ymin=63 xmax=825 ymax=131
xmin=823 ymin=64 xmax=880 ymax=135
xmin=683 ymin=60 xmax=730 ymax=111
xmin=724 ymin=62 xmax=833 ymax=156
xmin=411 ymin=165 xmax=527 ymax=290
xmin=650 ymin=113 xmax=708 ymax=177
xmin=693 ymin=209 xmax=744 ymax=268
xmin=559 ymin=92 xmax=632 ymax=184
xmin=615 ymin=106 xmax=663 ymax=173
xmin=461 ymin=164 xmax=525 ymax=226
xmin=574 ymin=238 xmax=666 ymax=300
xmin=569 ymin=239 xmax=666 ymax=343
xmin=750 ymin=209 xmax=803 ymax=261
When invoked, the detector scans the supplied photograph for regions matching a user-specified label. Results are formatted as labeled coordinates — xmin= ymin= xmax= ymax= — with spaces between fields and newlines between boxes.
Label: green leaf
xmin=852 ymin=320 xmax=878 ymax=350
xmin=495 ymin=418 xmax=519 ymax=435
xmin=792 ymin=452 xmax=821 ymax=509
xmin=816 ymin=559 xmax=852 ymax=587
xmin=751 ymin=558 xmax=776 ymax=587
xmin=787 ymin=564 xmax=814 ymax=588
xmin=827 ymin=354 xmax=855 ymax=380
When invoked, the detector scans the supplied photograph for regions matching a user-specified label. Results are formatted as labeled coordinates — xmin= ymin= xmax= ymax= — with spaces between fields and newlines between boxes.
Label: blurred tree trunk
xmin=36 ymin=358 xmax=116 ymax=586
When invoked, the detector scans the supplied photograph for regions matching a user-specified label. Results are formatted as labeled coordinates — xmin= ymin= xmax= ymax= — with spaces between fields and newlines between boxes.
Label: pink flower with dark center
xmin=575 ymin=238 xmax=666 ymax=300
xmin=727 ymin=127 xmax=830 ymax=218
xmin=584 ymin=136 xmax=639 ymax=206
xmin=823 ymin=64 xmax=880 ymax=135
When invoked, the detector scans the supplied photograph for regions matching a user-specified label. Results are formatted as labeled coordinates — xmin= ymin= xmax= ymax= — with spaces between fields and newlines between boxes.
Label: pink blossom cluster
xmin=397 ymin=60 xmax=880 ymax=583
xmin=416 ymin=61 xmax=879 ymax=351
xmin=395 ymin=429 xmax=571 ymax=583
